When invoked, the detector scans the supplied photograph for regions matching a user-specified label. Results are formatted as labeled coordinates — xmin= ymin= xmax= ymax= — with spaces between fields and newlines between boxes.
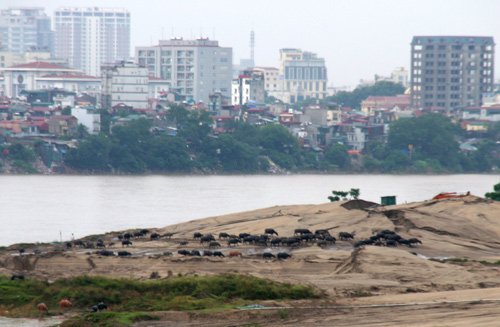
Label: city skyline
xmin=7 ymin=0 xmax=500 ymax=89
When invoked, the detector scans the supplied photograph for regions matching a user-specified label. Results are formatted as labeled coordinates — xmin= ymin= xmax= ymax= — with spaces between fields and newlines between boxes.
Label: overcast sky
xmin=9 ymin=0 xmax=500 ymax=89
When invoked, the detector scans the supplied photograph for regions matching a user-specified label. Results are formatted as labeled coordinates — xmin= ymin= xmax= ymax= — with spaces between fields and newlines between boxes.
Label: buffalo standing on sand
xmin=265 ymin=228 xmax=279 ymax=236
xmin=263 ymin=252 xmax=276 ymax=259
xmin=339 ymin=232 xmax=355 ymax=241
xmin=277 ymin=252 xmax=291 ymax=260
xmin=227 ymin=238 xmax=241 ymax=247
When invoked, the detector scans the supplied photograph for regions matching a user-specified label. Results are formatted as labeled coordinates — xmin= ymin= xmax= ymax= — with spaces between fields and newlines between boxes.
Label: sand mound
xmin=3 ymin=195 xmax=500 ymax=326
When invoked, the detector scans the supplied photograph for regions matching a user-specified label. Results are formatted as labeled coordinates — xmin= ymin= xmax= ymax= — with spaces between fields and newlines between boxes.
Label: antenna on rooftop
xmin=250 ymin=30 xmax=255 ymax=65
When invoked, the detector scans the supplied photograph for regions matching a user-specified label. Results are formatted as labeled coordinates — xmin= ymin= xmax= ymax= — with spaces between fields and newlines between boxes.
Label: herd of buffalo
xmin=13 ymin=226 xmax=423 ymax=260
xmin=39 ymin=226 xmax=422 ymax=260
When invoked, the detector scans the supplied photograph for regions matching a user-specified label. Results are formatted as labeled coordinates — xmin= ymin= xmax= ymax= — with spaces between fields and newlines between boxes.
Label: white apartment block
xmin=54 ymin=7 xmax=130 ymax=77
xmin=276 ymin=48 xmax=328 ymax=104
xmin=101 ymin=61 xmax=148 ymax=109
xmin=231 ymin=70 xmax=265 ymax=105
xmin=0 ymin=7 xmax=53 ymax=55
xmin=136 ymin=37 xmax=232 ymax=104
xmin=71 ymin=107 xmax=101 ymax=135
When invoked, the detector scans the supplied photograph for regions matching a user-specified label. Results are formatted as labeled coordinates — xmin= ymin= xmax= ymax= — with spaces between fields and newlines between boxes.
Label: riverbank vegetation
xmin=1 ymin=108 xmax=499 ymax=174
xmin=0 ymin=274 xmax=319 ymax=326
xmin=63 ymin=111 xmax=499 ymax=174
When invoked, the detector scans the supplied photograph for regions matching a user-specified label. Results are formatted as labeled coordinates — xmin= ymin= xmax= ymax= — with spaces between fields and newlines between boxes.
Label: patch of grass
xmin=0 ymin=274 xmax=320 ymax=320
xmin=12 ymin=160 xmax=38 ymax=174
xmin=279 ymin=309 xmax=288 ymax=319
xmin=478 ymin=260 xmax=500 ymax=265
xmin=442 ymin=257 xmax=468 ymax=263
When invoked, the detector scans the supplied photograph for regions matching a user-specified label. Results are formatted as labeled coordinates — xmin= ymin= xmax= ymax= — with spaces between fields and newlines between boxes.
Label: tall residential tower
xmin=0 ymin=7 xmax=53 ymax=54
xmin=410 ymin=36 xmax=494 ymax=110
xmin=136 ymin=37 xmax=232 ymax=104
xmin=54 ymin=7 xmax=130 ymax=77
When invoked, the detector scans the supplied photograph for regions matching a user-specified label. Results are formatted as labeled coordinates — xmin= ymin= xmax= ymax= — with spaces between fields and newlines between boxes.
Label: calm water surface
xmin=0 ymin=174 xmax=498 ymax=246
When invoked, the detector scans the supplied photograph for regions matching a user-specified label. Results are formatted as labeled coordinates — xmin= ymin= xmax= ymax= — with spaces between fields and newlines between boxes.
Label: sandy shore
xmin=2 ymin=195 xmax=500 ymax=326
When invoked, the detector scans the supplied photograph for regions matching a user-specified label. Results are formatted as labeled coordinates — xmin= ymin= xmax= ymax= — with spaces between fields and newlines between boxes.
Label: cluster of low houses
xmin=1 ymin=61 xmax=500 ymax=170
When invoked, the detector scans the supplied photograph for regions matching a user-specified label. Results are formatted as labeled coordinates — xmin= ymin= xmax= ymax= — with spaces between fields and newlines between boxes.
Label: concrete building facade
xmin=101 ymin=60 xmax=148 ymax=109
xmin=276 ymin=48 xmax=328 ymax=104
xmin=71 ymin=107 xmax=101 ymax=135
xmin=0 ymin=7 xmax=53 ymax=55
xmin=231 ymin=69 xmax=265 ymax=106
xmin=135 ymin=37 xmax=232 ymax=104
xmin=54 ymin=7 xmax=130 ymax=77
xmin=253 ymin=66 xmax=280 ymax=92
xmin=410 ymin=36 xmax=495 ymax=110
xmin=0 ymin=61 xmax=81 ymax=98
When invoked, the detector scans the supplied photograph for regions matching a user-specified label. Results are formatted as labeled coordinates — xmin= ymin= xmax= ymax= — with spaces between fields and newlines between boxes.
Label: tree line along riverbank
xmin=1 ymin=109 xmax=499 ymax=175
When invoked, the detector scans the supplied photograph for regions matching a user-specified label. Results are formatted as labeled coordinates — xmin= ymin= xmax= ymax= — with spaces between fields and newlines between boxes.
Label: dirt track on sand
xmin=2 ymin=195 xmax=500 ymax=326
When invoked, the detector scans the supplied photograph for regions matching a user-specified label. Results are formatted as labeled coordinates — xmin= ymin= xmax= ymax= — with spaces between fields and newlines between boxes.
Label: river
xmin=1 ymin=174 xmax=498 ymax=246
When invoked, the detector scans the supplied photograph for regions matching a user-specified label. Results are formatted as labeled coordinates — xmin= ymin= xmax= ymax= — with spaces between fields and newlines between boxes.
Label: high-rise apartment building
xmin=277 ymin=48 xmax=328 ymax=104
xmin=410 ymin=36 xmax=495 ymax=110
xmin=54 ymin=7 xmax=130 ymax=77
xmin=101 ymin=60 xmax=149 ymax=109
xmin=0 ymin=7 xmax=53 ymax=54
xmin=135 ymin=37 xmax=232 ymax=104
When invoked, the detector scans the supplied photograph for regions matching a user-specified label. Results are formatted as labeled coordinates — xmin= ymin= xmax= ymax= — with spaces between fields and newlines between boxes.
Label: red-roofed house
xmin=0 ymin=119 xmax=48 ymax=137
xmin=0 ymin=61 xmax=82 ymax=98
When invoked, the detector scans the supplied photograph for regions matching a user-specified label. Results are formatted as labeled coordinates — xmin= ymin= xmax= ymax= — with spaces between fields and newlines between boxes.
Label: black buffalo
xmin=277 ymin=252 xmax=292 ymax=260
xmin=265 ymin=228 xmax=279 ymax=236
xmin=263 ymin=252 xmax=276 ymax=259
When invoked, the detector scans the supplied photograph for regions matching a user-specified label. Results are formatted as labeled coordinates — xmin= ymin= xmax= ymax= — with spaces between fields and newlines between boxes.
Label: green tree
xmin=259 ymin=124 xmax=300 ymax=155
xmin=382 ymin=150 xmax=412 ymax=172
xmin=312 ymin=81 xmax=406 ymax=110
xmin=61 ymin=106 xmax=72 ymax=115
xmin=143 ymin=136 xmax=191 ymax=172
xmin=324 ymin=143 xmax=350 ymax=169
xmin=469 ymin=140 xmax=496 ymax=172
xmin=65 ymin=135 xmax=111 ymax=171
xmin=328 ymin=188 xmax=360 ymax=202
xmin=8 ymin=143 xmax=36 ymax=162
xmin=215 ymin=134 xmax=260 ymax=172
xmin=225 ymin=120 xmax=260 ymax=147
xmin=259 ymin=124 xmax=301 ymax=170
xmin=485 ymin=182 xmax=500 ymax=201
xmin=99 ymin=109 xmax=111 ymax=135
xmin=388 ymin=113 xmax=460 ymax=170
xmin=76 ymin=124 xmax=89 ymax=139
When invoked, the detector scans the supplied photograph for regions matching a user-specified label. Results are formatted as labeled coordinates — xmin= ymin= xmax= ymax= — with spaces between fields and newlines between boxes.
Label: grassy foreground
xmin=0 ymin=274 xmax=320 ymax=326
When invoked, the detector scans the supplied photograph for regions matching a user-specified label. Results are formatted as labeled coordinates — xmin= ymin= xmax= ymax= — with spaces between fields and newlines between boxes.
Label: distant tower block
xmin=250 ymin=30 xmax=255 ymax=66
